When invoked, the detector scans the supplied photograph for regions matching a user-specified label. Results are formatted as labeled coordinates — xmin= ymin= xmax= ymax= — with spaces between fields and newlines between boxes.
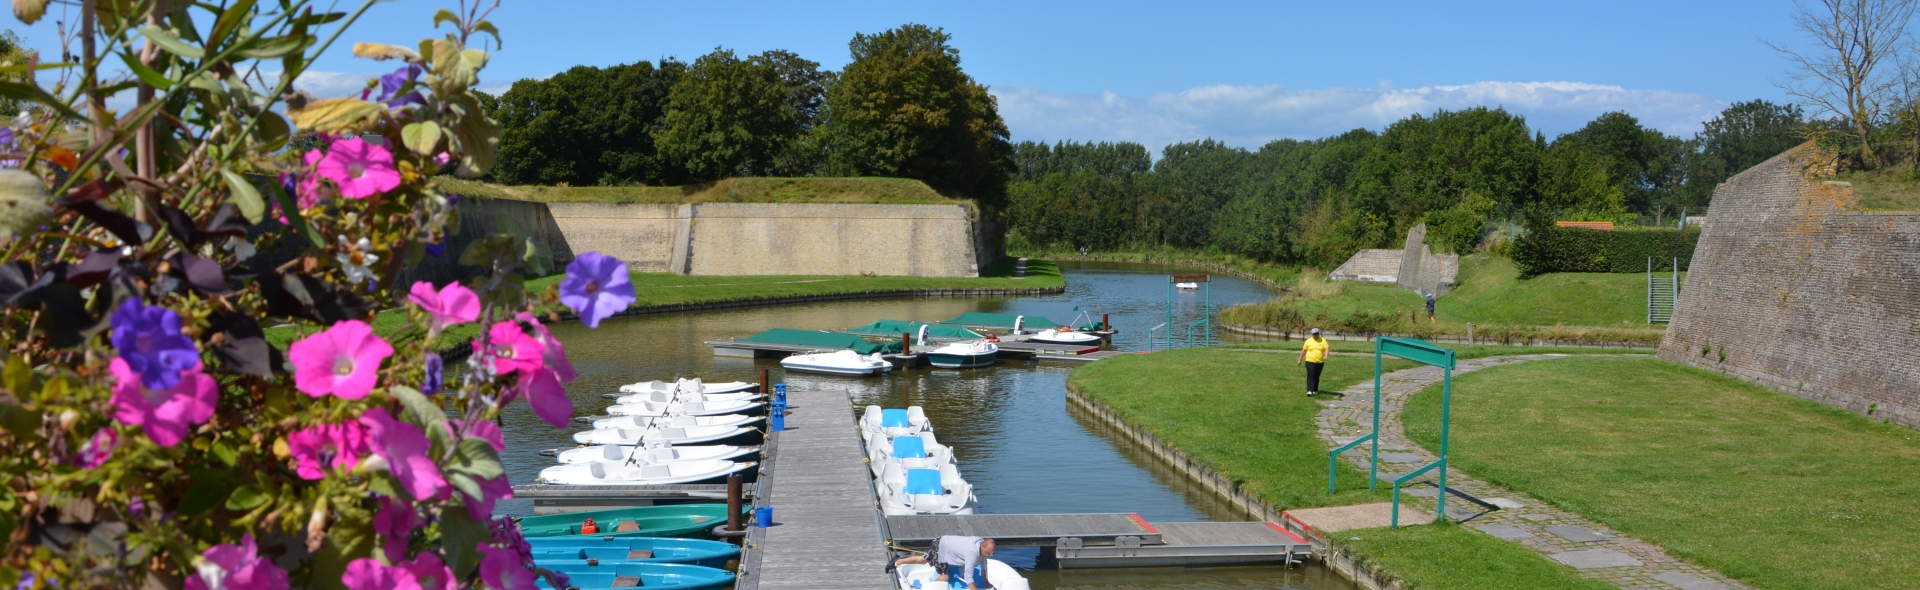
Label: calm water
xmin=498 ymin=261 xmax=1356 ymax=590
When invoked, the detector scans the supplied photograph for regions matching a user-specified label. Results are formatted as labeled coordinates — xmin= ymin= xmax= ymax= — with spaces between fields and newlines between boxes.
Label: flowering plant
xmin=0 ymin=1 xmax=622 ymax=588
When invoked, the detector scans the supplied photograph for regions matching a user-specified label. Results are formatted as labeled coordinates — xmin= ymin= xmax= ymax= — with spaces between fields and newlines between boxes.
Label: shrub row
xmin=1514 ymin=226 xmax=1698 ymax=276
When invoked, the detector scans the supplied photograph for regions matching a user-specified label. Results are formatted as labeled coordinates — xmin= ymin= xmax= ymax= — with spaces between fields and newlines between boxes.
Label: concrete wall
xmin=544 ymin=203 xmax=684 ymax=273
xmin=397 ymin=197 xmax=577 ymax=287
xmin=1658 ymin=144 xmax=1920 ymax=428
xmin=1391 ymin=224 xmax=1457 ymax=296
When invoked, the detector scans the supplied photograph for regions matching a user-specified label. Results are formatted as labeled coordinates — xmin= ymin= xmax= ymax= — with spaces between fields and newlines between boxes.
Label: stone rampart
xmin=1659 ymin=143 xmax=1920 ymax=428
xmin=397 ymin=196 xmax=577 ymax=287
xmin=543 ymin=203 xmax=684 ymax=273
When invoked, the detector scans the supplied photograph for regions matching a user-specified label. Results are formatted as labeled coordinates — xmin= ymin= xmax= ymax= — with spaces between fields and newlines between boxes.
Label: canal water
xmin=500 ymin=261 xmax=1357 ymax=590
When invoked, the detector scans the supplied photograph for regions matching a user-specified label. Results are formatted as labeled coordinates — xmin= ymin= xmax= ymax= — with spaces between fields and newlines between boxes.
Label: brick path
xmin=1316 ymin=354 xmax=1748 ymax=590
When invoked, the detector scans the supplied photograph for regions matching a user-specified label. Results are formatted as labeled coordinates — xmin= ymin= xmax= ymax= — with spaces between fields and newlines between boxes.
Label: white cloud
xmin=991 ymin=81 xmax=1728 ymax=154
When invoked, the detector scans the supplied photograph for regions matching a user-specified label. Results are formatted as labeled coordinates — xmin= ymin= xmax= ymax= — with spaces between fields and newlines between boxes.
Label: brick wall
xmin=1658 ymin=143 xmax=1920 ymax=428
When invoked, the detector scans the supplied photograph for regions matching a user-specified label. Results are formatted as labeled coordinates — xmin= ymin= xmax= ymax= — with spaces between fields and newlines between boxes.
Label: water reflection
xmin=500 ymin=261 xmax=1352 ymax=590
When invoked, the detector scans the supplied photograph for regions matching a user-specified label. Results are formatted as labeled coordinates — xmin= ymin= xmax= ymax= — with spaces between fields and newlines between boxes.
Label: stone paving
xmin=1315 ymin=354 xmax=1749 ymax=590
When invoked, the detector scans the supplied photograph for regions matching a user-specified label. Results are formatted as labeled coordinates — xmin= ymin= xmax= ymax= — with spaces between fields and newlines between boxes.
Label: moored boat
xmin=609 ymin=390 xmax=762 ymax=405
xmin=1024 ymin=328 xmax=1102 ymax=346
xmin=527 ymin=536 xmax=740 ymax=568
xmin=779 ymin=349 xmax=893 ymax=376
xmin=874 ymin=462 xmax=975 ymax=516
xmin=515 ymin=504 xmax=734 ymax=538
xmin=551 ymin=442 xmax=759 ymax=465
xmin=894 ymin=559 xmax=1029 ymax=590
xmin=572 ymin=425 xmax=757 ymax=446
xmin=537 ymin=459 xmax=755 ymax=486
xmin=618 ymin=378 xmax=757 ymax=395
xmin=587 ymin=413 xmax=761 ymax=431
xmin=859 ymin=406 xmax=929 ymax=439
xmin=605 ymin=398 xmax=765 ymax=417
xmin=533 ymin=561 xmax=734 ymax=590
xmin=865 ymin=432 xmax=954 ymax=477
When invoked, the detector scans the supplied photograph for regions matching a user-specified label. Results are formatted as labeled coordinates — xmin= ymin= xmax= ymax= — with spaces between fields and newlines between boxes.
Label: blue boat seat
xmin=881 ymin=408 xmax=910 ymax=428
xmin=892 ymin=436 xmax=928 ymax=459
xmin=904 ymin=469 xmax=943 ymax=495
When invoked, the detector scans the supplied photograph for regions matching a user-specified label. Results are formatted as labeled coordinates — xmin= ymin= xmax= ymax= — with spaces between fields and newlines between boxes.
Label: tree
xmin=1768 ymin=0 xmax=1917 ymax=165
xmin=0 ymin=30 xmax=29 ymax=116
xmin=492 ymin=59 xmax=687 ymax=186
xmin=1554 ymin=112 xmax=1691 ymax=215
xmin=654 ymin=48 xmax=801 ymax=181
xmin=820 ymin=24 xmax=1014 ymax=210
xmin=1688 ymin=100 xmax=1806 ymax=201
xmin=758 ymin=49 xmax=831 ymax=175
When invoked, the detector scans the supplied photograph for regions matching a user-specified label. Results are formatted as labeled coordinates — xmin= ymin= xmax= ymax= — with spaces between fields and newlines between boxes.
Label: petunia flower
xmin=109 ymin=299 xmax=200 ymax=391
xmin=401 ymin=552 xmax=455 ymax=590
xmin=475 ymin=321 xmax=544 ymax=377
xmin=461 ymin=474 xmax=514 ymax=522
xmin=296 ymin=149 xmax=328 ymax=209
xmin=335 ymin=236 xmax=380 ymax=286
xmin=376 ymin=64 xmax=427 ymax=110
xmin=477 ymin=544 xmax=538 ymax=590
xmin=289 ymin=320 xmax=393 ymax=400
xmin=452 ymin=418 xmax=505 ymax=452
xmin=516 ymin=367 xmax=573 ymax=429
xmin=421 ymin=353 xmax=444 ymax=396
xmin=183 ymin=534 xmax=290 ymax=590
xmin=74 ymin=427 xmax=118 ymax=469
xmin=360 ymin=408 xmax=447 ymax=501
xmin=407 ymin=281 xmax=479 ymax=336
xmin=342 ymin=558 xmax=420 ymax=590
xmin=374 ymin=496 xmax=421 ymax=562
xmin=316 ymin=137 xmax=402 ymax=199
xmin=558 ymin=252 xmax=635 ymax=328
xmin=109 ymin=358 xmax=216 ymax=448
xmin=517 ymin=313 xmax=576 ymax=384
xmin=287 ymin=421 xmax=370 ymax=480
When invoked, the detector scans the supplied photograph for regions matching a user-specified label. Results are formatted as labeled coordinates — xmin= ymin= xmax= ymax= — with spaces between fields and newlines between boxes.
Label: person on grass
xmin=895 ymin=536 xmax=997 ymax=589
xmin=1425 ymin=292 xmax=1436 ymax=322
xmin=1297 ymin=328 xmax=1328 ymax=396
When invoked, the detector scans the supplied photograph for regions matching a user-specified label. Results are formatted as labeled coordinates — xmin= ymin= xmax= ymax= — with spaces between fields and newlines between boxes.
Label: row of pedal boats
xmin=537 ymin=378 xmax=767 ymax=486
xmin=861 ymin=406 xmax=1035 ymax=589
xmin=778 ymin=320 xmax=1110 ymax=377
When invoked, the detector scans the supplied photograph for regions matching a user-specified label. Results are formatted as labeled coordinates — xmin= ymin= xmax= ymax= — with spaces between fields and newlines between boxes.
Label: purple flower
xmin=109 ymin=299 xmax=200 ymax=391
xmin=422 ymin=353 xmax=444 ymax=395
xmin=424 ymin=241 xmax=444 ymax=258
xmin=559 ymin=252 xmax=635 ymax=328
xmin=376 ymin=65 xmax=426 ymax=109
xmin=183 ymin=534 xmax=289 ymax=590
xmin=75 ymin=427 xmax=118 ymax=469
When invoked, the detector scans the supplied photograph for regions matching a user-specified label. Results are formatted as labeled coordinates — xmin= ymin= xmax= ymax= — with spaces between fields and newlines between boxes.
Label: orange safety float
xmin=580 ymin=517 xmax=599 ymax=534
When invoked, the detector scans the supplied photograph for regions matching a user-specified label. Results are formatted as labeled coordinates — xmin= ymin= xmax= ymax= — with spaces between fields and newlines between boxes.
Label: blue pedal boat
xmin=528 ymin=536 xmax=740 ymax=568
xmin=534 ymin=561 xmax=735 ymax=590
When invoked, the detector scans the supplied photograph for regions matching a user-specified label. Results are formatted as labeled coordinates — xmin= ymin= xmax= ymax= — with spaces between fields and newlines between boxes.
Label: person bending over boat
xmin=896 ymin=535 xmax=997 ymax=589
xmin=1297 ymin=328 xmax=1328 ymax=397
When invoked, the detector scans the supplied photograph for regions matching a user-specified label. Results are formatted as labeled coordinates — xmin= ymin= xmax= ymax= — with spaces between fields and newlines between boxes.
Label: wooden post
xmin=725 ymin=473 xmax=743 ymax=534
xmin=1102 ymin=314 xmax=1110 ymax=331
xmin=758 ymin=368 xmax=769 ymax=395
xmin=1467 ymin=323 xmax=1474 ymax=346
xmin=902 ymin=332 xmax=911 ymax=355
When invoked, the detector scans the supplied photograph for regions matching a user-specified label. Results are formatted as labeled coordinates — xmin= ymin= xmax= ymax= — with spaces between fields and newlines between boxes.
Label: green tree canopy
xmin=654 ymin=48 xmax=802 ymax=181
xmin=491 ymin=59 xmax=687 ymax=186
xmin=1688 ymin=100 xmax=1806 ymax=202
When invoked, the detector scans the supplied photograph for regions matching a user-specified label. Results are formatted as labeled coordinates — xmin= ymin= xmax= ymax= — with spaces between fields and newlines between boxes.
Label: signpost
xmin=1325 ymin=337 xmax=1458 ymax=528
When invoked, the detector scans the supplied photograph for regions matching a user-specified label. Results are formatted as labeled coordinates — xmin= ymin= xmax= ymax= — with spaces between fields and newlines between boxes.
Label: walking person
xmin=1425 ymin=292 xmax=1436 ymax=323
xmin=895 ymin=535 xmax=997 ymax=589
xmin=1297 ymin=328 xmax=1328 ymax=397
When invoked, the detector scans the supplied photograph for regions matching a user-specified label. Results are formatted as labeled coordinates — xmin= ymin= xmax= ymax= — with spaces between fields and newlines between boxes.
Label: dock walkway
xmin=737 ymin=388 xmax=893 ymax=590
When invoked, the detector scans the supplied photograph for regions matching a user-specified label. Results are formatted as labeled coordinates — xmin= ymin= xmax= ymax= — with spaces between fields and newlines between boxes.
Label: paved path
xmin=1317 ymin=354 xmax=1748 ymax=590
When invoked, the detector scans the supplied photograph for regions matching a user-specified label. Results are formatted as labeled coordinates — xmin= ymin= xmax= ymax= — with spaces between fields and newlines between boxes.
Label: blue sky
xmin=11 ymin=0 xmax=1808 ymax=152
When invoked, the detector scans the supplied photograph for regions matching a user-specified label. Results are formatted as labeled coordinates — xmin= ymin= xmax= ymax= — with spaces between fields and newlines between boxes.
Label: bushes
xmin=1514 ymin=226 xmax=1698 ymax=276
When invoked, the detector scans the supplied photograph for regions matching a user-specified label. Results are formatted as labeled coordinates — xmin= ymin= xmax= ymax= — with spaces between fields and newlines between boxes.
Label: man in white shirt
xmin=895 ymin=535 xmax=997 ymax=589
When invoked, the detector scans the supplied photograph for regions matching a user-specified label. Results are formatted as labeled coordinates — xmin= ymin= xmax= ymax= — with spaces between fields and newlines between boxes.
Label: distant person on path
xmin=1425 ymin=292 xmax=1436 ymax=323
xmin=895 ymin=535 xmax=997 ymax=589
xmin=1297 ymin=328 xmax=1328 ymax=396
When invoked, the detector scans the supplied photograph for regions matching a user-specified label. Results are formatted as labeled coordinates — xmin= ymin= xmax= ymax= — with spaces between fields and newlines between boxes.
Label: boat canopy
xmin=846 ymin=319 xmax=983 ymax=340
xmin=738 ymin=329 xmax=902 ymax=355
xmin=942 ymin=312 xmax=1060 ymax=330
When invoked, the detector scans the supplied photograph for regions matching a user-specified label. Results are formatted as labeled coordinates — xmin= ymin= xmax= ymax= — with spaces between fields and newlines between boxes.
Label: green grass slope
xmin=1404 ymin=356 xmax=1920 ymax=590
xmin=435 ymin=176 xmax=967 ymax=206
xmin=1342 ymin=523 xmax=1617 ymax=590
xmin=1436 ymin=255 xmax=1680 ymax=327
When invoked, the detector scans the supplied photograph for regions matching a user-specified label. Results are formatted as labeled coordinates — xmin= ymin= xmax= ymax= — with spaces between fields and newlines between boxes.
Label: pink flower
xmin=75 ymin=427 xmax=117 ymax=468
xmin=343 ymin=558 xmax=420 ymax=590
xmin=183 ymin=534 xmax=289 ymax=590
xmin=516 ymin=368 xmax=573 ymax=429
xmin=461 ymin=474 xmax=514 ymax=522
xmin=316 ymin=137 xmax=402 ymax=199
xmin=287 ymin=421 xmax=370 ymax=480
xmin=297 ymin=149 xmax=327 ymax=209
xmin=517 ymin=313 xmax=576 ymax=383
xmin=453 ymin=418 xmax=505 ymax=453
xmin=375 ymin=496 xmax=422 ymax=562
xmin=478 ymin=544 xmax=538 ymax=590
xmin=401 ymin=552 xmax=455 ymax=590
xmin=360 ymin=408 xmax=447 ymax=501
xmin=475 ymin=321 xmax=544 ymax=377
xmin=408 ymin=281 xmax=480 ymax=335
xmin=290 ymin=320 xmax=393 ymax=400
xmin=108 ymin=358 xmax=216 ymax=448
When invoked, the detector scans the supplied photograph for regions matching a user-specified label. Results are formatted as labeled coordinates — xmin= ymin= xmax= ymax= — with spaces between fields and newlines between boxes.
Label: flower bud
xmin=0 ymin=169 xmax=51 ymax=241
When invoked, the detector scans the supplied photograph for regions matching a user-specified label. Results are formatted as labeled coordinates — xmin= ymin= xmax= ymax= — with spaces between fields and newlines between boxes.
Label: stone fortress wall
xmin=1326 ymin=223 xmax=1458 ymax=295
xmin=1658 ymin=143 xmax=1920 ymax=428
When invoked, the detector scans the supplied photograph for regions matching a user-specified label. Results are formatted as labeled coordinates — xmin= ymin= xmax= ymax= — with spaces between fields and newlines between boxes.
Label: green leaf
xmin=177 ymin=470 xmax=230 ymax=516
xmin=219 ymin=170 xmax=266 ymax=224
xmin=2 ymin=355 xmax=29 ymax=395
xmin=209 ymin=0 xmax=259 ymax=46
xmin=472 ymin=20 xmax=502 ymax=49
xmin=400 ymin=121 xmax=442 ymax=156
xmin=0 ymin=401 xmax=41 ymax=442
xmin=431 ymin=8 xmax=460 ymax=30
xmin=224 ymin=484 xmax=268 ymax=511
xmin=253 ymin=111 xmax=291 ymax=152
xmin=286 ymin=97 xmax=383 ymax=135
xmin=236 ymin=36 xmax=311 ymax=59
xmin=210 ymin=441 xmax=240 ymax=466
xmin=310 ymin=502 xmax=373 ymax=590
xmin=439 ymin=503 xmax=489 ymax=578
xmin=450 ymin=437 xmax=505 ymax=480
xmin=137 ymin=26 xmax=205 ymax=59
xmin=388 ymin=385 xmax=447 ymax=434
xmin=118 ymin=53 xmax=173 ymax=89
xmin=264 ymin=173 xmax=325 ymax=248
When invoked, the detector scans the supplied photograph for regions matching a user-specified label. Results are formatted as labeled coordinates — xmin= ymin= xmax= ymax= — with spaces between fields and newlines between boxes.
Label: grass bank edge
xmin=1337 ymin=523 xmax=1617 ymax=590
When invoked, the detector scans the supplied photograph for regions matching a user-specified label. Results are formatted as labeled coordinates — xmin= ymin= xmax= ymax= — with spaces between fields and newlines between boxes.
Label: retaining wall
xmin=1658 ymin=143 xmax=1920 ymax=428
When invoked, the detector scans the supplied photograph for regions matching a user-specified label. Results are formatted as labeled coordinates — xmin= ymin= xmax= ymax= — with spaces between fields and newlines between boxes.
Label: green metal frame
xmin=1324 ymin=337 xmax=1457 ymax=528
xmin=1163 ymin=277 xmax=1211 ymax=349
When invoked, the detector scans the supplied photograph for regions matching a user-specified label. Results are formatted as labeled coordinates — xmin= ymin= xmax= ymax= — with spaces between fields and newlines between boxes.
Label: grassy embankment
xmin=1403 ymin=356 xmax=1920 ymax=590
xmin=1833 ymin=167 xmax=1920 ymax=211
xmin=1069 ymin=344 xmax=1644 ymax=588
xmin=436 ymin=176 xmax=970 ymax=207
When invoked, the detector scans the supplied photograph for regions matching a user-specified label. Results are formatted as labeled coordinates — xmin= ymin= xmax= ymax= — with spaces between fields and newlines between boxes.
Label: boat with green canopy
xmin=728 ymin=328 xmax=903 ymax=354
xmin=942 ymin=312 xmax=1103 ymax=332
xmin=844 ymin=320 xmax=984 ymax=342
xmin=515 ymin=504 xmax=737 ymax=539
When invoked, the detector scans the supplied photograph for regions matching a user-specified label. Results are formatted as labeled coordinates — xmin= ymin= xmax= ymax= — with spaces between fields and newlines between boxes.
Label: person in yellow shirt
xmin=1296 ymin=328 xmax=1329 ymax=396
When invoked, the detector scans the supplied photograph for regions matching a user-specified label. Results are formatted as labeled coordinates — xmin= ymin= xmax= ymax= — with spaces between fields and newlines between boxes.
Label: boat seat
xmin=611 ymin=575 xmax=642 ymax=588
xmin=589 ymin=462 xmax=609 ymax=479
xmin=863 ymin=405 xmax=883 ymax=426
xmin=644 ymin=448 xmax=678 ymax=463
xmin=669 ymin=415 xmax=699 ymax=428
xmin=907 ymin=406 xmax=927 ymax=424
xmin=615 ymin=520 xmax=641 ymax=532
xmin=626 ymin=549 xmax=654 ymax=559
xmin=904 ymin=469 xmax=943 ymax=495
xmin=881 ymin=408 xmax=910 ymax=428
xmin=684 ymin=402 xmax=707 ymax=413
xmin=641 ymin=465 xmax=672 ymax=479
xmin=892 ymin=436 xmax=928 ymax=459
xmin=600 ymin=445 xmax=625 ymax=461
xmin=662 ymin=427 xmax=688 ymax=439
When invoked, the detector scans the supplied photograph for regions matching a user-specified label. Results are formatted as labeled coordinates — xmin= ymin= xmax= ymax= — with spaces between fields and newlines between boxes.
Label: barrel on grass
xmin=1014 ymin=257 xmax=1028 ymax=278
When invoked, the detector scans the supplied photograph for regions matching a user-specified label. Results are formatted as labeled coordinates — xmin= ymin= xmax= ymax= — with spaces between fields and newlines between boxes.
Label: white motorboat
xmin=915 ymin=325 xmax=998 ymax=369
xmin=610 ymin=390 xmax=763 ymax=405
xmin=874 ymin=462 xmax=975 ymax=516
xmin=894 ymin=559 xmax=1028 ymax=590
xmin=606 ymin=398 xmax=764 ymax=417
xmin=1175 ymin=282 xmax=1199 ymax=290
xmin=573 ymin=425 xmax=755 ymax=445
xmin=780 ymin=350 xmax=893 ymax=377
xmin=554 ymin=442 xmax=758 ymax=465
xmin=859 ymin=406 xmax=931 ymax=439
xmin=589 ymin=413 xmax=762 ymax=431
xmin=865 ymin=432 xmax=954 ymax=477
xmin=1025 ymin=328 xmax=1102 ymax=346
xmin=537 ymin=458 xmax=755 ymax=486
xmin=618 ymin=378 xmax=757 ymax=395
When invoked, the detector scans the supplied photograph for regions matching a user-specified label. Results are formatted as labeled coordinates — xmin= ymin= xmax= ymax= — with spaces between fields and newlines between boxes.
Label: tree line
xmin=1004 ymin=102 xmax=1808 ymax=270
xmin=479 ymin=23 xmax=1013 ymax=210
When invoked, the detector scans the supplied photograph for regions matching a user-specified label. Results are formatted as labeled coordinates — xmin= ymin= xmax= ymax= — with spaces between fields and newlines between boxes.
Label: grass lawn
xmin=1832 ymin=167 xmax=1920 ymax=211
xmin=1068 ymin=347 xmax=1413 ymax=509
xmin=1013 ymin=246 xmax=1306 ymax=287
xmin=1340 ymin=523 xmax=1616 ymax=590
xmin=436 ymin=176 xmax=968 ymax=206
xmin=1402 ymin=356 xmax=1920 ymax=590
xmin=1436 ymin=255 xmax=1680 ymax=328
xmin=1226 ymin=340 xmax=1654 ymax=360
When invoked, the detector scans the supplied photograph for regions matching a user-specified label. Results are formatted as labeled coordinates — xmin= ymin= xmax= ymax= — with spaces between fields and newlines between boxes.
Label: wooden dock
xmin=886 ymin=513 xmax=1309 ymax=569
xmin=511 ymin=484 xmax=747 ymax=515
xmin=734 ymin=388 xmax=894 ymax=590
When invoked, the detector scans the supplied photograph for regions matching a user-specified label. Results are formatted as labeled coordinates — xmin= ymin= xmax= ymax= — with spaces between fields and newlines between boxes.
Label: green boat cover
xmin=737 ymin=328 xmax=901 ymax=355
xmin=943 ymin=312 xmax=1099 ymax=330
xmin=845 ymin=320 xmax=983 ymax=340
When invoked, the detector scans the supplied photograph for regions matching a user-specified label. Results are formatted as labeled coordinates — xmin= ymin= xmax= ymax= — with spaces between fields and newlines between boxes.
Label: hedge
xmin=1514 ymin=226 xmax=1698 ymax=276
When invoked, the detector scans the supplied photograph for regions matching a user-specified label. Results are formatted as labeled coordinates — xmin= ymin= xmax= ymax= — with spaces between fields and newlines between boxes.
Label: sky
xmin=9 ymin=0 xmax=1811 ymax=154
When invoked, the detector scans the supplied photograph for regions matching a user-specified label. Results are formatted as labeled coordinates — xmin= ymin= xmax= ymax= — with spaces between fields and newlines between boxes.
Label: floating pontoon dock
xmin=511 ymin=483 xmax=752 ymax=515
xmin=885 ymin=514 xmax=1310 ymax=568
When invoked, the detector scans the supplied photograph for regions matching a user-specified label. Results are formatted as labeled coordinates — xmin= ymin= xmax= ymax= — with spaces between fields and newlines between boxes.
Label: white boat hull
xmin=573 ymin=425 xmax=756 ymax=446
xmin=590 ymin=413 xmax=761 ymax=431
xmin=618 ymin=379 xmax=756 ymax=395
xmin=538 ymin=459 xmax=755 ymax=486
xmin=895 ymin=560 xmax=1027 ymax=590
xmin=780 ymin=350 xmax=894 ymax=377
xmin=1026 ymin=329 xmax=1102 ymax=346
xmin=554 ymin=443 xmax=758 ymax=465
xmin=606 ymin=399 xmax=765 ymax=417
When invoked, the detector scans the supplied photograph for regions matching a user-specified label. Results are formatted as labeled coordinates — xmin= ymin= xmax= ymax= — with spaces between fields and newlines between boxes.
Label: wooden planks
xmin=739 ymin=388 xmax=893 ymax=590
xmin=1156 ymin=522 xmax=1302 ymax=546
xmin=885 ymin=514 xmax=1161 ymax=547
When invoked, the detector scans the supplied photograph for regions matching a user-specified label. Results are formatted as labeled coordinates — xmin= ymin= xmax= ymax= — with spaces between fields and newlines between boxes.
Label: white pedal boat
xmin=780 ymin=350 xmax=893 ymax=376
xmin=606 ymin=398 xmax=764 ymax=417
xmin=925 ymin=339 xmax=997 ymax=369
xmin=618 ymin=378 xmax=756 ymax=395
xmin=895 ymin=559 xmax=1028 ymax=590
xmin=537 ymin=458 xmax=755 ymax=486
xmin=860 ymin=406 xmax=931 ymax=439
xmin=866 ymin=433 xmax=954 ymax=477
xmin=1024 ymin=328 xmax=1101 ymax=346
xmin=1175 ymin=282 xmax=1199 ymax=290
xmin=589 ymin=413 xmax=762 ymax=431
xmin=573 ymin=425 xmax=755 ymax=445
xmin=610 ymin=390 xmax=763 ymax=405
xmin=875 ymin=462 xmax=975 ymax=516
xmin=554 ymin=442 xmax=758 ymax=465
